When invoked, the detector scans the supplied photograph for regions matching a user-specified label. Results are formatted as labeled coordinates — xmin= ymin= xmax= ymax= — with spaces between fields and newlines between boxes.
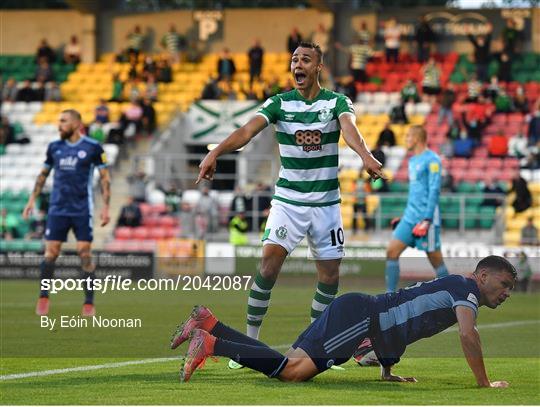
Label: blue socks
xmin=39 ymin=260 xmax=55 ymax=298
xmin=385 ymin=259 xmax=400 ymax=293
xmin=435 ymin=263 xmax=449 ymax=278
xmin=81 ymin=271 xmax=95 ymax=304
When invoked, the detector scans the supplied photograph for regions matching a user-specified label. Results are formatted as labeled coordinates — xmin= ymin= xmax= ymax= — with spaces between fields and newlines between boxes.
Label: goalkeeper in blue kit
xmin=385 ymin=125 xmax=449 ymax=292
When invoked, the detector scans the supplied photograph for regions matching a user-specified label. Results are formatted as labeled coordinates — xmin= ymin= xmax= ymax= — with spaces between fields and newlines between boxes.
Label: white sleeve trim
xmin=254 ymin=111 xmax=270 ymax=125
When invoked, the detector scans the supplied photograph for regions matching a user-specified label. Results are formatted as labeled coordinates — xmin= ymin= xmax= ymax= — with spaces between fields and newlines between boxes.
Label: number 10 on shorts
xmin=330 ymin=228 xmax=344 ymax=246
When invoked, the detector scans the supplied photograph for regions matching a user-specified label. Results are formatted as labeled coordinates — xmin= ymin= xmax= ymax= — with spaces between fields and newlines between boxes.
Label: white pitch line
xmin=1 ymin=320 xmax=538 ymax=382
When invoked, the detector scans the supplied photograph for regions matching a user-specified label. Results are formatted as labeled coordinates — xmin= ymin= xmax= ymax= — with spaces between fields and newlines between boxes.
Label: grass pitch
xmin=1 ymin=275 xmax=539 ymax=405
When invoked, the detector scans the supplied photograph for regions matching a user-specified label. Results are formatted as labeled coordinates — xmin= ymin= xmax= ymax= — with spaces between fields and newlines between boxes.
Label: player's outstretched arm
xmin=99 ymin=167 xmax=111 ymax=226
xmin=456 ymin=306 xmax=508 ymax=388
xmin=196 ymin=115 xmax=268 ymax=184
xmin=380 ymin=365 xmax=417 ymax=383
xmin=339 ymin=113 xmax=385 ymax=180
xmin=23 ymin=167 xmax=51 ymax=219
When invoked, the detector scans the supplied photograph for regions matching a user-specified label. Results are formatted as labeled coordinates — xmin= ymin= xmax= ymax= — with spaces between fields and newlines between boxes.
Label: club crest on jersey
xmin=78 ymin=150 xmax=87 ymax=159
xmin=59 ymin=156 xmax=78 ymax=170
xmin=318 ymin=108 xmax=332 ymax=123
xmin=276 ymin=225 xmax=288 ymax=239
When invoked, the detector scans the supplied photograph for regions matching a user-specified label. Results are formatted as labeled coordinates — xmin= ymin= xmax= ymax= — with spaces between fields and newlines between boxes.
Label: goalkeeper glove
xmin=412 ymin=220 xmax=431 ymax=237
xmin=390 ymin=217 xmax=401 ymax=230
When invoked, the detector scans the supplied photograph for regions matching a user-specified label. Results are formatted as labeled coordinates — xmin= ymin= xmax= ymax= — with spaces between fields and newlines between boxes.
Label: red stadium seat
xmin=138 ymin=240 xmax=157 ymax=252
xmin=450 ymin=158 xmax=468 ymax=169
xmin=487 ymin=158 xmax=503 ymax=169
xmin=139 ymin=203 xmax=152 ymax=217
xmin=149 ymin=227 xmax=167 ymax=240
xmin=115 ymin=227 xmax=132 ymax=240
xmin=158 ymin=216 xmax=178 ymax=227
xmin=133 ymin=227 xmax=150 ymax=240
xmin=142 ymin=217 xmax=159 ymax=227
xmin=469 ymin=158 xmax=485 ymax=169
xmin=150 ymin=204 xmax=168 ymax=216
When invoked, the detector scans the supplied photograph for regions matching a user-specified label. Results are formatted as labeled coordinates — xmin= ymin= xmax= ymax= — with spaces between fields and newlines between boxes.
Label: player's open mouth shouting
xmin=294 ymin=70 xmax=307 ymax=86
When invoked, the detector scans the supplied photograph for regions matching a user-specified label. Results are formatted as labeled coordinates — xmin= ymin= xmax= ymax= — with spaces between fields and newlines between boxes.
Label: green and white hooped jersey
xmin=256 ymin=88 xmax=355 ymax=207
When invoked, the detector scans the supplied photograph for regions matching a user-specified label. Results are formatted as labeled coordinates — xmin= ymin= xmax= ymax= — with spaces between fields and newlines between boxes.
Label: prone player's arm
xmin=196 ymin=114 xmax=268 ymax=184
xmin=23 ymin=167 xmax=51 ymax=219
xmin=456 ymin=306 xmax=508 ymax=388
xmin=339 ymin=113 xmax=385 ymax=180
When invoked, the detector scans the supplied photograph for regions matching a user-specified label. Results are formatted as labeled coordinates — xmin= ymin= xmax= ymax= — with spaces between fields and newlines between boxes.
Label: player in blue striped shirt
xmin=174 ymin=255 xmax=514 ymax=388
xmin=23 ymin=109 xmax=111 ymax=317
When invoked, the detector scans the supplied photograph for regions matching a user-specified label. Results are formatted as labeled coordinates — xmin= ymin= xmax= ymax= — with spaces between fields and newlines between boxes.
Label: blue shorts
xmin=292 ymin=293 xmax=373 ymax=372
xmin=45 ymin=214 xmax=93 ymax=242
xmin=392 ymin=219 xmax=440 ymax=252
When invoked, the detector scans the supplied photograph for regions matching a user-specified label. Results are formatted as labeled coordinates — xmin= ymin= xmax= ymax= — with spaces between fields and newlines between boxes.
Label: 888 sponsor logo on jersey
xmin=295 ymin=129 xmax=322 ymax=152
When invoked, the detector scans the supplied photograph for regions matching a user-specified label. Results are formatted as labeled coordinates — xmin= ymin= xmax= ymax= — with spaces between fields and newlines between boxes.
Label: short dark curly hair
xmin=474 ymin=255 xmax=517 ymax=279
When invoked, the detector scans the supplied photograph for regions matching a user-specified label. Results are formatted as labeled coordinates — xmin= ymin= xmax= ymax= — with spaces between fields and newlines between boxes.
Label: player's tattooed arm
xmin=99 ymin=167 xmax=111 ymax=206
xmin=99 ymin=168 xmax=111 ymax=226
xmin=23 ymin=167 xmax=51 ymax=219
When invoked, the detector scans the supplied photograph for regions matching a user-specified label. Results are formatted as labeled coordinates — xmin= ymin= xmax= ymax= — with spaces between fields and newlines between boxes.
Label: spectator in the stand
xmin=219 ymin=81 xmax=238 ymax=101
xmin=201 ymin=77 xmax=220 ymax=100
xmin=353 ymin=175 xmax=372 ymax=233
xmin=485 ymin=76 xmax=500 ymax=101
xmin=462 ymin=109 xmax=485 ymax=144
xmin=127 ymin=171 xmax=148 ymax=203
xmin=254 ymin=182 xmax=272 ymax=230
xmin=64 ymin=35 xmax=81 ymax=65
xmin=467 ymin=24 xmax=492 ymax=82
xmin=45 ymin=81 xmax=61 ymax=102
xmin=438 ymin=83 xmax=456 ymax=125
xmin=515 ymin=251 xmax=532 ymax=292
xmin=117 ymin=196 xmax=142 ymax=228
xmin=178 ymin=202 xmax=195 ymax=239
xmin=1 ymin=78 xmax=18 ymax=102
xmin=36 ymin=39 xmax=55 ymax=63
xmin=513 ymin=86 xmax=529 ymax=114
xmin=156 ymin=59 xmax=172 ymax=83
xmin=0 ymin=116 xmax=16 ymax=145
xmin=446 ymin=122 xmax=461 ymax=140
xmin=481 ymin=177 xmax=505 ymax=208
xmin=142 ymin=56 xmax=157 ymax=80
xmin=126 ymin=25 xmax=145 ymax=59
xmin=494 ymin=89 xmax=513 ymax=113
xmin=421 ymin=57 xmax=441 ymax=105
xmin=109 ymin=73 xmax=124 ymax=102
xmin=35 ymin=58 xmax=53 ymax=82
xmin=508 ymin=132 xmax=529 ymax=159
xmin=95 ymin=99 xmax=110 ymax=124
xmin=26 ymin=209 xmax=47 ymax=240
xmin=121 ymin=97 xmax=143 ymax=136
xmin=335 ymin=37 xmax=372 ymax=84
xmin=0 ymin=208 xmax=19 ymax=240
xmin=312 ymin=24 xmax=329 ymax=59
xmin=161 ymin=183 xmax=182 ymax=214
xmin=229 ymin=212 xmax=249 ymax=246
xmin=230 ymin=186 xmax=249 ymax=219
xmin=16 ymin=80 xmax=37 ymax=103
xmin=356 ymin=21 xmax=371 ymax=45
xmin=128 ymin=61 xmax=139 ymax=80
xmin=466 ymin=73 xmax=482 ymax=102
xmin=335 ymin=76 xmax=357 ymax=102
xmin=452 ymin=132 xmax=474 ymax=158
xmin=185 ymin=39 xmax=204 ymax=64
xmin=125 ymin=78 xmax=141 ymax=101
xmin=527 ymin=99 xmax=540 ymax=146
xmin=523 ymin=142 xmax=540 ymax=169
xmin=287 ymin=27 xmax=303 ymax=55
xmin=161 ymin=24 xmax=184 ymax=62
xmin=502 ymin=18 xmax=522 ymax=56
xmin=217 ymin=48 xmax=236 ymax=82
xmin=521 ymin=217 xmax=539 ymax=246
xmin=247 ymin=39 xmax=264 ymax=86
xmin=401 ymin=79 xmax=420 ymax=104
xmin=488 ymin=131 xmax=509 ymax=157
xmin=141 ymin=97 xmax=156 ymax=134
xmin=509 ymin=175 xmax=532 ymax=213
xmin=389 ymin=98 xmax=408 ymax=124
xmin=34 ymin=80 xmax=46 ymax=102
xmin=415 ymin=15 xmax=435 ymax=63
xmin=145 ymin=74 xmax=158 ymax=101
xmin=384 ymin=18 xmax=401 ymax=63
xmin=440 ymin=167 xmax=455 ymax=191
xmin=497 ymin=52 xmax=512 ymax=83
xmin=377 ymin=122 xmax=396 ymax=147
xmin=195 ymin=186 xmax=218 ymax=236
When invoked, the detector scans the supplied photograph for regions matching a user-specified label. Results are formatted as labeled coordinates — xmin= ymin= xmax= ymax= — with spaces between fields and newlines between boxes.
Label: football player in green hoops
xmin=197 ymin=42 xmax=384 ymax=369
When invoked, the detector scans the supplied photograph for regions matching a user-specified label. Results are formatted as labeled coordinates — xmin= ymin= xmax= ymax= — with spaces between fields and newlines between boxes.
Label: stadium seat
xmin=115 ymin=227 xmax=133 ymax=240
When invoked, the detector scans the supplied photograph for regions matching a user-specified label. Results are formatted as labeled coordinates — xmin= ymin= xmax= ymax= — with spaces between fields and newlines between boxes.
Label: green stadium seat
xmin=479 ymin=206 xmax=495 ymax=229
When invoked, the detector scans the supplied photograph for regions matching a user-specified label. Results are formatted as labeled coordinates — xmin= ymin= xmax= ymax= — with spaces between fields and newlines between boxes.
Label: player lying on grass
xmin=171 ymin=255 xmax=515 ymax=387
